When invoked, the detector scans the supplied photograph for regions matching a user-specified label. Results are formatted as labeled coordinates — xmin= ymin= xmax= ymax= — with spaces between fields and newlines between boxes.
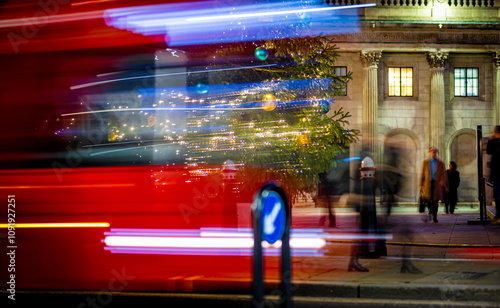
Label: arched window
xmin=449 ymin=131 xmax=477 ymax=202
xmin=384 ymin=131 xmax=418 ymax=201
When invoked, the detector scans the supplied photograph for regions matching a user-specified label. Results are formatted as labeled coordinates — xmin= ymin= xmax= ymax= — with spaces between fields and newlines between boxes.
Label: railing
xmin=378 ymin=0 xmax=428 ymax=5
xmin=326 ymin=0 xmax=362 ymax=4
xmin=325 ymin=0 xmax=497 ymax=6
xmin=448 ymin=0 xmax=495 ymax=7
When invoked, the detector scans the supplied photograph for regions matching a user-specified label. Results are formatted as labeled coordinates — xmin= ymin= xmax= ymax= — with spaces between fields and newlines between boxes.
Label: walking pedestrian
xmin=381 ymin=145 xmax=422 ymax=274
xmin=318 ymin=169 xmax=336 ymax=228
xmin=347 ymin=154 xmax=370 ymax=272
xmin=487 ymin=125 xmax=500 ymax=224
xmin=419 ymin=147 xmax=449 ymax=223
xmin=444 ymin=161 xmax=460 ymax=214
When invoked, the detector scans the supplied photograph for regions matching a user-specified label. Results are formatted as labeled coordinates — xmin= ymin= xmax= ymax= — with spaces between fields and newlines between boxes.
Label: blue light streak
xmin=104 ymin=0 xmax=376 ymax=46
xmin=70 ymin=63 xmax=278 ymax=90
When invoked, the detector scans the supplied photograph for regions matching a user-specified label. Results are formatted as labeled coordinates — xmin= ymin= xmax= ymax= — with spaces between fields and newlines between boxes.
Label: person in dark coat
xmin=444 ymin=161 xmax=460 ymax=214
xmin=487 ymin=125 xmax=500 ymax=224
xmin=347 ymin=157 xmax=369 ymax=272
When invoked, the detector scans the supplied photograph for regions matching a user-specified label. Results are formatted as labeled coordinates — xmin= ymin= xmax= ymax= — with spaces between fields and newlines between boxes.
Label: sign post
xmin=469 ymin=125 xmax=492 ymax=225
xmin=252 ymin=182 xmax=291 ymax=308
xmin=477 ymin=125 xmax=485 ymax=223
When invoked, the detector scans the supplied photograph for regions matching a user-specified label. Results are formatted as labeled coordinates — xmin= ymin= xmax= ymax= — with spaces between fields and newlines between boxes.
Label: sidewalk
xmin=185 ymin=205 xmax=500 ymax=304
xmin=154 ymin=205 xmax=500 ymax=304
xmin=286 ymin=204 xmax=500 ymax=303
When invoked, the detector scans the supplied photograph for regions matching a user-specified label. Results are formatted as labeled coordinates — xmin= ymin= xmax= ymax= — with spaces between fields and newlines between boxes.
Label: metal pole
xmin=280 ymin=189 xmax=291 ymax=308
xmin=359 ymin=157 xmax=377 ymax=256
xmin=252 ymin=199 xmax=264 ymax=306
xmin=477 ymin=125 xmax=484 ymax=223
xmin=223 ymin=160 xmax=237 ymax=227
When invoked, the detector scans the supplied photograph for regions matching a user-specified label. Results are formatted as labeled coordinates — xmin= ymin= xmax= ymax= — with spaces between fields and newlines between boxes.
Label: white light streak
xmin=187 ymin=4 xmax=375 ymax=22
xmin=70 ymin=64 xmax=277 ymax=90
xmin=104 ymin=236 xmax=254 ymax=248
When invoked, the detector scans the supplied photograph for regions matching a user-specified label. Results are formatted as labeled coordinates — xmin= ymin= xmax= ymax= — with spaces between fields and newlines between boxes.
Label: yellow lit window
xmin=388 ymin=67 xmax=413 ymax=97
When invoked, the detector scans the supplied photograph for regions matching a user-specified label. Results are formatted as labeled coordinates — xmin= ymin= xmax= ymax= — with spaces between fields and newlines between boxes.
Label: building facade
xmin=330 ymin=0 xmax=500 ymax=203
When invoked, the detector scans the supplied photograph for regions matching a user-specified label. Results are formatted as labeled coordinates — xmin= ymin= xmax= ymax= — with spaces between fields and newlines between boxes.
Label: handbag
xmin=418 ymin=190 xmax=426 ymax=213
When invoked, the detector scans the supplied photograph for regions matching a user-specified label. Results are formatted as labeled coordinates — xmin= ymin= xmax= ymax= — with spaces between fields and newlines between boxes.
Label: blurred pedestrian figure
xmin=347 ymin=153 xmax=374 ymax=272
xmin=443 ymin=161 xmax=460 ymax=214
xmin=378 ymin=145 xmax=402 ymax=257
xmin=347 ymin=164 xmax=368 ymax=272
xmin=487 ymin=125 xmax=500 ymax=224
xmin=381 ymin=145 xmax=422 ymax=274
xmin=419 ymin=147 xmax=449 ymax=223
xmin=318 ymin=170 xmax=336 ymax=228
xmin=381 ymin=145 xmax=403 ymax=217
xmin=318 ymin=156 xmax=351 ymax=228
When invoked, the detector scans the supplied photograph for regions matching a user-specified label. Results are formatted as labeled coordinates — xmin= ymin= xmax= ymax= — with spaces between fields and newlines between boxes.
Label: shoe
xmin=318 ymin=216 xmax=326 ymax=226
xmin=348 ymin=259 xmax=369 ymax=272
xmin=401 ymin=262 xmax=423 ymax=274
xmin=328 ymin=215 xmax=336 ymax=227
xmin=433 ymin=219 xmax=439 ymax=223
xmin=421 ymin=215 xmax=429 ymax=223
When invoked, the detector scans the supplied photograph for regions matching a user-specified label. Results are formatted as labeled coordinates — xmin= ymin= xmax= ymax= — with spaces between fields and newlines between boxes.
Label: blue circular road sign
xmin=260 ymin=190 xmax=286 ymax=244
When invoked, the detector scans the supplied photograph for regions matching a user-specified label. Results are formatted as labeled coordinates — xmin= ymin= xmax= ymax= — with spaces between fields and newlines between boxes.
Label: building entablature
xmin=333 ymin=30 xmax=500 ymax=46
xmin=331 ymin=43 xmax=500 ymax=54
xmin=335 ymin=0 xmax=500 ymax=23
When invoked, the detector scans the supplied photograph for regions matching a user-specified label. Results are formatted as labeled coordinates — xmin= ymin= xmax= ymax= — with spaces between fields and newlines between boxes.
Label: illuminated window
xmin=454 ymin=68 xmax=478 ymax=97
xmin=334 ymin=66 xmax=347 ymax=96
xmin=388 ymin=67 xmax=413 ymax=97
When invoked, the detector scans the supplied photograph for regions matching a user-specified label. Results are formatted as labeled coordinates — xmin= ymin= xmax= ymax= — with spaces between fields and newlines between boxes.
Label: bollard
xmin=252 ymin=182 xmax=291 ymax=308
xmin=222 ymin=159 xmax=237 ymax=227
xmin=359 ymin=156 xmax=379 ymax=256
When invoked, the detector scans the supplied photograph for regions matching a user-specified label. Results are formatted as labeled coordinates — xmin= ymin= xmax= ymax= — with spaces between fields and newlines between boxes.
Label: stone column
xmin=426 ymin=51 xmax=448 ymax=156
xmin=360 ymin=51 xmax=382 ymax=156
xmin=493 ymin=52 xmax=500 ymax=126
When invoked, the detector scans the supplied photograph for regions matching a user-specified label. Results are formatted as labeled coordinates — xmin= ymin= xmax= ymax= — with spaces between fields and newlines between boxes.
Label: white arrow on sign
xmin=263 ymin=200 xmax=281 ymax=235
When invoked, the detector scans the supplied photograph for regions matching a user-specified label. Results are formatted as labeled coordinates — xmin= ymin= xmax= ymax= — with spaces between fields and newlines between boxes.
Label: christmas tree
xmin=183 ymin=35 xmax=359 ymax=202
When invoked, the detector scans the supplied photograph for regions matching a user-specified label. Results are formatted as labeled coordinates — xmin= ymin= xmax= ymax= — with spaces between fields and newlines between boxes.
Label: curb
xmin=141 ymin=276 xmax=500 ymax=302
xmin=4 ymin=282 xmax=500 ymax=305
xmin=291 ymin=282 xmax=500 ymax=302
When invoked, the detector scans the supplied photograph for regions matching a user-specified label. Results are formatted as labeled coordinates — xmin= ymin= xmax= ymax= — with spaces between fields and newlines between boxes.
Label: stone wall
xmin=334 ymin=50 xmax=495 ymax=202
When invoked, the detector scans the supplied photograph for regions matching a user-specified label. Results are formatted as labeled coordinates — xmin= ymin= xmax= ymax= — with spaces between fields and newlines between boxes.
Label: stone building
xmin=329 ymin=0 xmax=500 ymax=203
